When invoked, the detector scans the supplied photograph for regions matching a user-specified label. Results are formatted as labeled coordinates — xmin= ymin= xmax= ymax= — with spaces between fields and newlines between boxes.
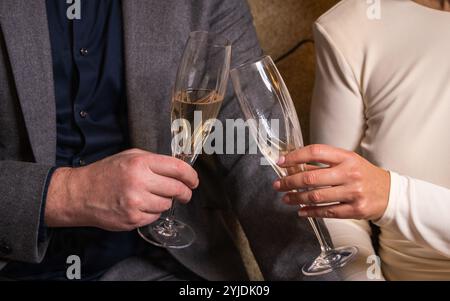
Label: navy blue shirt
xmin=1 ymin=0 xmax=138 ymax=280
xmin=52 ymin=0 xmax=130 ymax=166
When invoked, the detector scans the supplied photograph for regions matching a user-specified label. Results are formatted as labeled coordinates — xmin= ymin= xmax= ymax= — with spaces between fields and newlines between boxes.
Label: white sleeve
xmin=374 ymin=171 xmax=450 ymax=257
xmin=311 ymin=22 xmax=384 ymax=280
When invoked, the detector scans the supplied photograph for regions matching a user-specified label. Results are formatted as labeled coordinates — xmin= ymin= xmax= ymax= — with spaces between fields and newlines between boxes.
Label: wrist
xmin=45 ymin=167 xmax=85 ymax=227
xmin=373 ymin=170 xmax=401 ymax=226
xmin=372 ymin=168 xmax=391 ymax=220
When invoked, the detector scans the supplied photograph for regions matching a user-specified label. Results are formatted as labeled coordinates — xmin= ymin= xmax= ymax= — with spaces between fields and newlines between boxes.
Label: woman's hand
xmin=273 ymin=144 xmax=390 ymax=221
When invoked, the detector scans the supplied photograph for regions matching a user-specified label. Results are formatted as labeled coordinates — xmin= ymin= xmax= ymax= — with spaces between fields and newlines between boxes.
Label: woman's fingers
xmin=301 ymin=164 xmax=323 ymax=171
xmin=273 ymin=166 xmax=344 ymax=191
xmin=298 ymin=203 xmax=360 ymax=219
xmin=278 ymin=144 xmax=350 ymax=167
xmin=274 ymin=145 xmax=391 ymax=220
xmin=282 ymin=185 xmax=352 ymax=205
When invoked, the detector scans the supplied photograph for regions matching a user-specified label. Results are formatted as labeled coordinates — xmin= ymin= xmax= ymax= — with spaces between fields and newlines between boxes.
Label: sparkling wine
xmin=256 ymin=138 xmax=305 ymax=179
xmin=171 ymin=89 xmax=223 ymax=164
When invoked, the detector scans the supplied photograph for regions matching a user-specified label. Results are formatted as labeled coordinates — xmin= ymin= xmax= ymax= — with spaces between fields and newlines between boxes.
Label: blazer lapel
xmin=0 ymin=0 xmax=56 ymax=165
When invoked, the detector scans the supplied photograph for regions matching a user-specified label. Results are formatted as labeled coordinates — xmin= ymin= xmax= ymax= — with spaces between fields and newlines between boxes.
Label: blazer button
xmin=80 ymin=48 xmax=89 ymax=56
xmin=0 ymin=240 xmax=12 ymax=255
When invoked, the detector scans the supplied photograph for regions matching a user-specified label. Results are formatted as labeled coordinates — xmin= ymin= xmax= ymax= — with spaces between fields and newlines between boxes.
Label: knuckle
xmin=309 ymin=144 xmax=323 ymax=157
xmin=129 ymin=156 xmax=142 ymax=167
xmin=174 ymin=160 xmax=187 ymax=175
xmin=157 ymin=198 xmax=173 ymax=212
xmin=120 ymin=156 xmax=142 ymax=177
xmin=171 ymin=183 xmax=188 ymax=200
xmin=174 ymin=183 xmax=185 ymax=197
xmin=280 ymin=177 xmax=289 ymax=189
xmin=352 ymin=184 xmax=365 ymax=200
xmin=347 ymin=167 xmax=362 ymax=181
xmin=125 ymin=197 xmax=140 ymax=209
xmin=126 ymin=156 xmax=145 ymax=173
xmin=182 ymin=188 xmax=193 ymax=201
xmin=324 ymin=208 xmax=336 ymax=218
xmin=309 ymin=190 xmax=322 ymax=203
xmin=163 ymin=199 xmax=173 ymax=211
xmin=353 ymin=201 xmax=368 ymax=218
xmin=303 ymin=172 xmax=316 ymax=186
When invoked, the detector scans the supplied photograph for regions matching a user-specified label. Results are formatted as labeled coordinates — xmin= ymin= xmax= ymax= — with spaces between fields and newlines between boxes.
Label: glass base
xmin=302 ymin=246 xmax=358 ymax=276
xmin=138 ymin=218 xmax=196 ymax=249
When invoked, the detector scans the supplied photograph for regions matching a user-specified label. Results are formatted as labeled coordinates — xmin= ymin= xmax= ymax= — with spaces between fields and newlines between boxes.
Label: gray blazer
xmin=0 ymin=0 xmax=340 ymax=280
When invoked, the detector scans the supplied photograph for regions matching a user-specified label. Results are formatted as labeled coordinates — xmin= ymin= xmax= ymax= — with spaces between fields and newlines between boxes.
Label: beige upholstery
xmin=249 ymin=0 xmax=339 ymax=144
xmin=226 ymin=0 xmax=340 ymax=280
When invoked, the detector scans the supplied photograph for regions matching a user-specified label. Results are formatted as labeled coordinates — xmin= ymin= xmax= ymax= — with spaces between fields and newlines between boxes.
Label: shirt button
xmin=80 ymin=48 xmax=89 ymax=56
xmin=79 ymin=159 xmax=86 ymax=166
xmin=79 ymin=111 xmax=88 ymax=118
xmin=0 ymin=240 xmax=12 ymax=255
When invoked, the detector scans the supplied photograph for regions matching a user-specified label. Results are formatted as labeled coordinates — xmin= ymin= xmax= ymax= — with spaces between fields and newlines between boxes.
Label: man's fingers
xmin=146 ymin=154 xmax=199 ymax=189
xmin=139 ymin=194 xmax=173 ymax=214
xmin=146 ymin=173 xmax=193 ymax=203
xmin=282 ymin=186 xmax=352 ymax=205
xmin=298 ymin=203 xmax=358 ymax=219
xmin=274 ymin=167 xmax=344 ymax=191
xmin=134 ymin=212 xmax=162 ymax=229
xmin=279 ymin=144 xmax=350 ymax=167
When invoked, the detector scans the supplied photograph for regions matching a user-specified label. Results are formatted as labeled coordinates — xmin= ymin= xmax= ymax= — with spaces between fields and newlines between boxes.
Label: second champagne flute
xmin=231 ymin=55 xmax=358 ymax=275
xmin=138 ymin=31 xmax=231 ymax=249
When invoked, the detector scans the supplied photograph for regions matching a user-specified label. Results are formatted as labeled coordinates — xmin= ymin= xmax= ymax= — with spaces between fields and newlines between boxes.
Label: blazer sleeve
xmin=0 ymin=161 xmax=53 ymax=264
xmin=310 ymin=21 xmax=384 ymax=280
xmin=209 ymin=0 xmax=340 ymax=280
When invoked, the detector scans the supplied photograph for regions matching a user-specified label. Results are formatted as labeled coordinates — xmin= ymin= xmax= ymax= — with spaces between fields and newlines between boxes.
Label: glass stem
xmin=163 ymin=198 xmax=176 ymax=227
xmin=296 ymin=184 xmax=333 ymax=254
xmin=297 ymin=163 xmax=333 ymax=255
xmin=163 ymin=153 xmax=195 ymax=229
xmin=306 ymin=215 xmax=333 ymax=254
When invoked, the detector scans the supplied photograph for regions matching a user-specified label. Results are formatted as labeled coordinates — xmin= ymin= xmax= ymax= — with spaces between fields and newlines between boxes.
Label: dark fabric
xmin=99 ymin=241 xmax=205 ymax=281
xmin=0 ymin=240 xmax=203 ymax=281
xmin=0 ymin=0 xmax=138 ymax=280
xmin=0 ymin=238 xmax=203 ymax=281
xmin=48 ymin=0 xmax=130 ymax=167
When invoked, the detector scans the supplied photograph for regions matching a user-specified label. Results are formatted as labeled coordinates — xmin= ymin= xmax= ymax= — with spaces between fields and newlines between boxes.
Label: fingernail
xmin=273 ymin=180 xmax=281 ymax=190
xmin=277 ymin=156 xmax=285 ymax=165
xmin=282 ymin=194 xmax=289 ymax=203
xmin=298 ymin=210 xmax=307 ymax=217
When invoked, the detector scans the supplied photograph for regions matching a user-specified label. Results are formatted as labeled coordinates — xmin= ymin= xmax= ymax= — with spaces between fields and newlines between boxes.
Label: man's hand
xmin=45 ymin=149 xmax=199 ymax=231
xmin=273 ymin=144 xmax=390 ymax=221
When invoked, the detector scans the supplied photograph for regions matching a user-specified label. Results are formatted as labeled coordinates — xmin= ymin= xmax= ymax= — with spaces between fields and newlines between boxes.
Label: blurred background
xmin=248 ymin=0 xmax=339 ymax=145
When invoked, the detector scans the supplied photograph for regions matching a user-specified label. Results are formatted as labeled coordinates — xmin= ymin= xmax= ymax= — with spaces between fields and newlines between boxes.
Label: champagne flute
xmin=138 ymin=31 xmax=231 ymax=249
xmin=230 ymin=55 xmax=358 ymax=275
